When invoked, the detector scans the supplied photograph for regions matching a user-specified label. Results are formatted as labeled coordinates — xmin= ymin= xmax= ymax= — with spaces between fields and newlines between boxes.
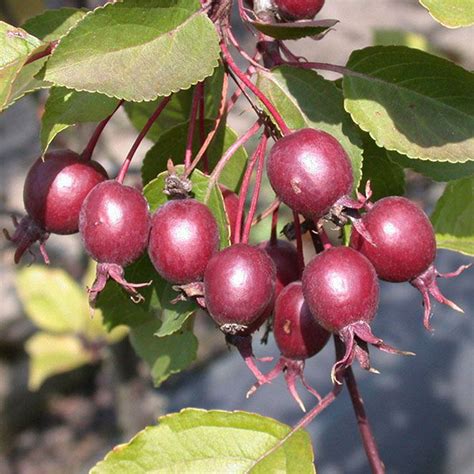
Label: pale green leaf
xmin=343 ymin=46 xmax=474 ymax=163
xmin=16 ymin=265 xmax=88 ymax=333
xmin=25 ymin=332 xmax=94 ymax=390
xmin=43 ymin=0 xmax=220 ymax=101
xmin=125 ymin=64 xmax=224 ymax=142
xmin=141 ymin=120 xmax=248 ymax=192
xmin=257 ymin=65 xmax=364 ymax=189
xmin=40 ymin=86 xmax=118 ymax=152
xmin=419 ymin=0 xmax=474 ymax=28
xmin=431 ymin=176 xmax=474 ymax=256
xmin=0 ymin=21 xmax=46 ymax=110
xmin=22 ymin=7 xmax=88 ymax=41
xmin=91 ymin=408 xmax=315 ymax=473
xmin=129 ymin=319 xmax=197 ymax=386
xmin=144 ymin=165 xmax=230 ymax=248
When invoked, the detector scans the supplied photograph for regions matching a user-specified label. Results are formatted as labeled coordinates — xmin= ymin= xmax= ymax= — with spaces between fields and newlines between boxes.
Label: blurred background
xmin=0 ymin=1 xmax=473 ymax=473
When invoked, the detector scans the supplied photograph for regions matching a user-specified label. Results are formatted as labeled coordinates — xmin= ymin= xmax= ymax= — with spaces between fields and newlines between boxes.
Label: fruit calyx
xmin=410 ymin=263 xmax=471 ymax=331
xmin=164 ymin=160 xmax=192 ymax=199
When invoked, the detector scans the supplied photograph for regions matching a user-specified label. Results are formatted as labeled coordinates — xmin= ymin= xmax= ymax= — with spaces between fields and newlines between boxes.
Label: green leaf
xmin=419 ymin=0 xmax=474 ymax=28
xmin=249 ymin=17 xmax=337 ymax=40
xmin=142 ymin=120 xmax=248 ymax=192
xmin=91 ymin=408 xmax=315 ymax=473
xmin=0 ymin=21 xmax=46 ymax=110
xmin=129 ymin=318 xmax=198 ymax=386
xmin=343 ymin=46 xmax=474 ymax=163
xmin=43 ymin=0 xmax=220 ymax=101
xmin=22 ymin=7 xmax=88 ymax=41
xmin=144 ymin=165 xmax=230 ymax=247
xmin=257 ymin=65 xmax=364 ymax=189
xmin=96 ymin=254 xmax=166 ymax=331
xmin=16 ymin=265 xmax=88 ymax=333
xmin=0 ymin=56 xmax=51 ymax=111
xmin=25 ymin=332 xmax=94 ymax=390
xmin=154 ymin=285 xmax=196 ymax=337
xmin=387 ymin=150 xmax=474 ymax=182
xmin=125 ymin=64 xmax=224 ymax=142
xmin=431 ymin=176 xmax=474 ymax=256
xmin=40 ymin=86 xmax=119 ymax=152
xmin=360 ymin=134 xmax=405 ymax=201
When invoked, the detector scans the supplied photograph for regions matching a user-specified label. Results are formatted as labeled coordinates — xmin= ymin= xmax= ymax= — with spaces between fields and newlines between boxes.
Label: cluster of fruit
xmin=5 ymin=124 xmax=468 ymax=410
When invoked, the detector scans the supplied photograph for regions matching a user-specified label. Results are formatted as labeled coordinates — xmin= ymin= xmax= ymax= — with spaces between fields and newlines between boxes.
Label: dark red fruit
xmin=4 ymin=149 xmax=108 ymax=263
xmin=204 ymin=243 xmax=276 ymax=333
xmin=148 ymin=199 xmax=220 ymax=284
xmin=350 ymin=196 xmax=470 ymax=330
xmin=275 ymin=0 xmax=325 ymax=20
xmin=248 ymin=282 xmax=329 ymax=411
xmin=302 ymin=246 xmax=410 ymax=379
xmin=258 ymin=239 xmax=300 ymax=297
xmin=350 ymin=196 xmax=435 ymax=282
xmin=274 ymin=282 xmax=330 ymax=360
xmin=79 ymin=180 xmax=151 ymax=306
xmin=220 ymin=186 xmax=240 ymax=243
xmin=267 ymin=128 xmax=353 ymax=219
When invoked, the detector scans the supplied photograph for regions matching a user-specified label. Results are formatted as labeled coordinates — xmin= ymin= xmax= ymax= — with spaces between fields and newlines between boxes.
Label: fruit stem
xmin=251 ymin=197 xmax=281 ymax=226
xmin=242 ymin=133 xmax=268 ymax=243
xmin=184 ymin=84 xmax=202 ymax=171
xmin=116 ymin=95 xmax=171 ymax=184
xmin=220 ymin=40 xmax=291 ymax=136
xmin=81 ymin=100 xmax=123 ymax=161
xmin=270 ymin=204 xmax=279 ymax=245
xmin=227 ymin=28 xmax=268 ymax=71
xmin=204 ymin=119 xmax=261 ymax=203
xmin=344 ymin=365 xmax=386 ymax=474
xmin=185 ymin=73 xmax=229 ymax=177
xmin=293 ymin=211 xmax=305 ymax=276
xmin=233 ymin=134 xmax=264 ymax=244
xmin=198 ymin=82 xmax=209 ymax=173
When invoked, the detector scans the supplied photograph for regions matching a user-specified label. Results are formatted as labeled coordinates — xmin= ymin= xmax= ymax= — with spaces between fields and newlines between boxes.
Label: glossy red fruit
xmin=148 ymin=198 xmax=220 ymax=284
xmin=302 ymin=246 xmax=379 ymax=332
xmin=258 ymin=239 xmax=300 ymax=297
xmin=4 ymin=149 xmax=108 ymax=264
xmin=267 ymin=128 xmax=353 ymax=219
xmin=302 ymin=246 xmax=410 ymax=379
xmin=274 ymin=282 xmax=330 ymax=360
xmin=350 ymin=196 xmax=436 ymax=282
xmin=24 ymin=149 xmax=108 ymax=234
xmin=204 ymin=243 xmax=276 ymax=334
xmin=275 ymin=0 xmax=325 ymax=20
xmin=220 ymin=186 xmax=240 ymax=243
xmin=80 ymin=180 xmax=150 ymax=266
xmin=350 ymin=196 xmax=470 ymax=330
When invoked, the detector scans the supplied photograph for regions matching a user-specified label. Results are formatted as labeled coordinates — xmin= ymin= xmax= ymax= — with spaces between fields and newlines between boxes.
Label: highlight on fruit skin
xmin=247 ymin=281 xmax=330 ymax=411
xmin=3 ymin=149 xmax=108 ymax=264
xmin=350 ymin=195 xmax=471 ymax=330
xmin=302 ymin=246 xmax=414 ymax=382
xmin=79 ymin=180 xmax=152 ymax=307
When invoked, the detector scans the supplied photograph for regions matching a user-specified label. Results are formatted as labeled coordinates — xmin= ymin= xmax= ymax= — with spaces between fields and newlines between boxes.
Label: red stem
xmin=81 ymin=100 xmax=123 ymax=161
xmin=270 ymin=204 xmax=279 ymax=244
xmin=116 ymin=96 xmax=171 ymax=184
xmin=220 ymin=40 xmax=290 ymax=136
xmin=242 ymin=133 xmax=268 ymax=243
xmin=227 ymin=28 xmax=267 ymax=71
xmin=251 ymin=197 xmax=281 ymax=226
xmin=233 ymin=137 xmax=264 ymax=244
xmin=345 ymin=367 xmax=385 ymax=473
xmin=205 ymin=119 xmax=261 ymax=202
xmin=198 ymin=82 xmax=209 ymax=173
xmin=186 ymin=73 xmax=229 ymax=176
xmin=184 ymin=84 xmax=201 ymax=171
xmin=292 ymin=211 xmax=305 ymax=276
